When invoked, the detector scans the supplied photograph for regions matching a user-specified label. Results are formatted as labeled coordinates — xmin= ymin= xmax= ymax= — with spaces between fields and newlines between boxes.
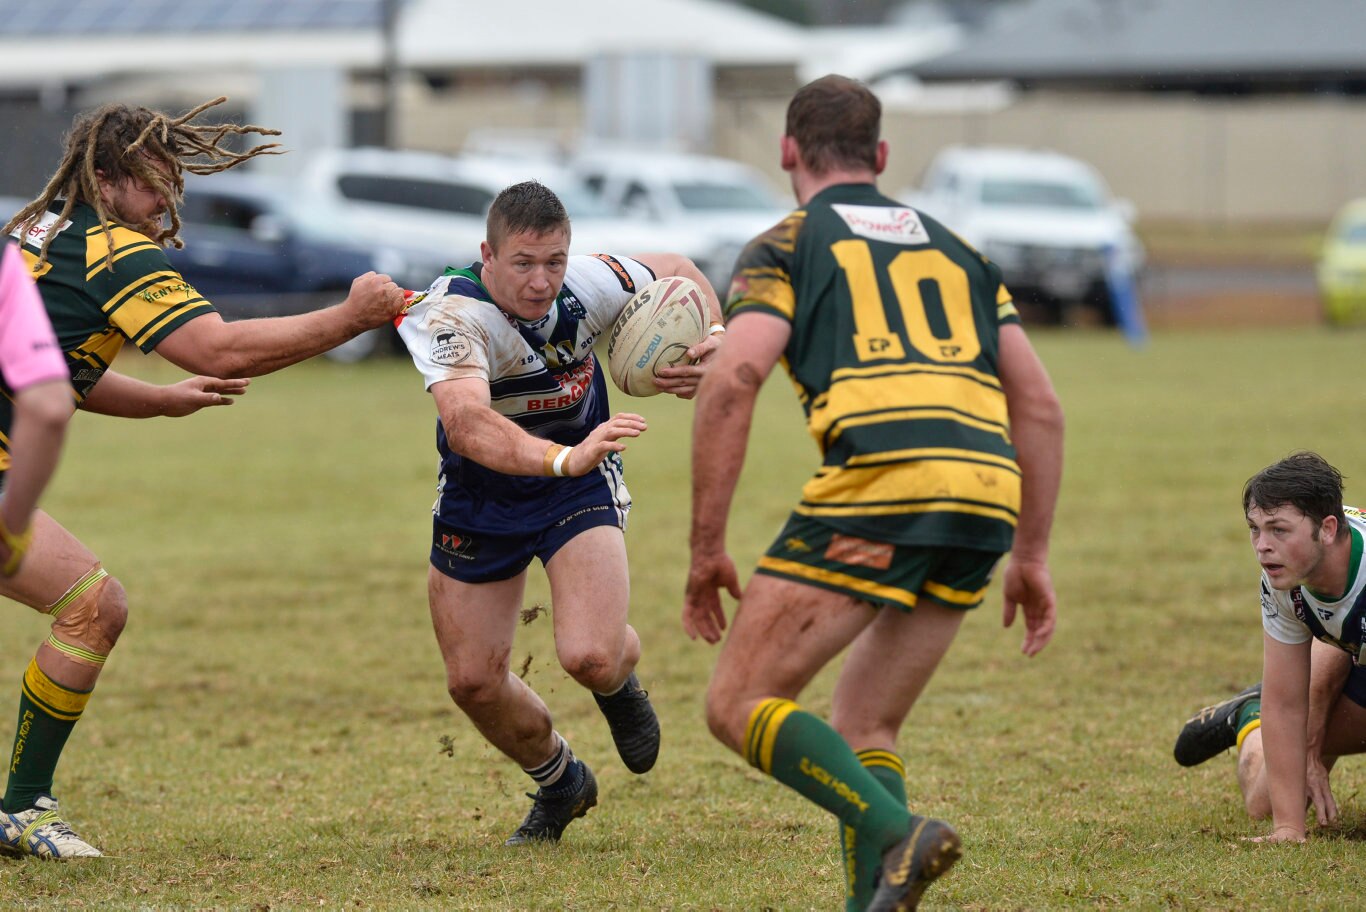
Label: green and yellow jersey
xmin=727 ymin=182 xmax=1021 ymax=552
xmin=1 ymin=202 xmax=213 ymax=470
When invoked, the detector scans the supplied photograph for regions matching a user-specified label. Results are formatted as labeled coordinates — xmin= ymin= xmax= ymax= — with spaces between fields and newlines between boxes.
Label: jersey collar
xmin=1305 ymin=522 xmax=1362 ymax=603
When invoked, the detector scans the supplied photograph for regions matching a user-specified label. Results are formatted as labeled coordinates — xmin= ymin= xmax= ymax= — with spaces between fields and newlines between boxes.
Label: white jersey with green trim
xmin=1260 ymin=507 xmax=1366 ymax=661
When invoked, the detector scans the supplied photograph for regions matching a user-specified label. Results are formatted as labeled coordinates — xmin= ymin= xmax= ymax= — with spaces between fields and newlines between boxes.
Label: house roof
xmin=901 ymin=0 xmax=1366 ymax=86
xmin=0 ymin=0 xmax=806 ymax=87
xmin=397 ymin=0 xmax=806 ymax=68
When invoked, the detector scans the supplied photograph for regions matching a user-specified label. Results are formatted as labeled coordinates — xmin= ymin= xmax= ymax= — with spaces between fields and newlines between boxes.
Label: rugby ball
xmin=607 ymin=276 xmax=708 ymax=397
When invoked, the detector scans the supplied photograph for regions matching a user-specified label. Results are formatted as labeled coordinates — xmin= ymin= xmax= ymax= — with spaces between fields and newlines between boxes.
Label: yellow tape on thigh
xmin=45 ymin=564 xmax=113 ymax=667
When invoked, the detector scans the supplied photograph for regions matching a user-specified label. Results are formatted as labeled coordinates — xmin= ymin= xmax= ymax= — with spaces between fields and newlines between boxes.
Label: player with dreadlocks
xmin=0 ymin=97 xmax=404 ymax=858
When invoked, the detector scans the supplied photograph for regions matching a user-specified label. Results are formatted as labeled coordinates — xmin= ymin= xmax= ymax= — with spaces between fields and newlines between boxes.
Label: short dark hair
xmin=486 ymin=181 xmax=570 ymax=251
xmin=1243 ymin=451 xmax=1346 ymax=528
xmin=785 ymin=74 xmax=881 ymax=174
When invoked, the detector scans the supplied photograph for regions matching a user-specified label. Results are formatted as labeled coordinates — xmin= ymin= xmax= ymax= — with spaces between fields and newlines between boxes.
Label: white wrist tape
xmin=552 ymin=446 xmax=574 ymax=477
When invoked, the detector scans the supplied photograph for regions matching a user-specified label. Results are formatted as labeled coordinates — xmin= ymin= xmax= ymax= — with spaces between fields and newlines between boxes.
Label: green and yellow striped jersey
xmin=726 ymin=182 xmax=1021 ymax=551
xmin=1 ymin=202 xmax=214 ymax=469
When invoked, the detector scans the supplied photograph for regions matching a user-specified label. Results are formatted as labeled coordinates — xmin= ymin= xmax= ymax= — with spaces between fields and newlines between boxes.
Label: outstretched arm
xmin=80 ymin=370 xmax=248 ymax=419
xmin=431 ymin=377 xmax=646 ymax=478
xmin=997 ymin=323 xmax=1065 ymax=656
xmin=683 ymin=311 xmax=790 ymax=643
xmin=152 ymin=271 xmax=405 ymax=379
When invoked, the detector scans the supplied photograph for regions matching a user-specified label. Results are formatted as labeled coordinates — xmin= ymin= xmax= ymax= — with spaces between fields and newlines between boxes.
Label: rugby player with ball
xmin=395 ymin=180 xmax=723 ymax=845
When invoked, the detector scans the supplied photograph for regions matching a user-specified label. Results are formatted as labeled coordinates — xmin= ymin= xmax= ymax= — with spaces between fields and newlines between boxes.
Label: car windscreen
xmin=552 ymin=183 xmax=614 ymax=219
xmin=673 ymin=181 xmax=776 ymax=212
xmin=178 ymin=193 xmax=271 ymax=231
xmin=979 ymin=179 xmax=1102 ymax=210
xmin=337 ymin=175 xmax=494 ymax=216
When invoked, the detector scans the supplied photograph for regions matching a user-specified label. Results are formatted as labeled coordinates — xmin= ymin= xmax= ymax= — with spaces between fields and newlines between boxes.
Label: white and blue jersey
xmin=1261 ymin=507 xmax=1366 ymax=661
xmin=398 ymin=254 xmax=655 ymax=577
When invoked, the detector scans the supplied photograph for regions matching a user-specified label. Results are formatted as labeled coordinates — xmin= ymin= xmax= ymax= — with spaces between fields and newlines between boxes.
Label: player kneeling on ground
xmin=396 ymin=181 xmax=723 ymax=845
xmin=1175 ymin=452 xmax=1366 ymax=843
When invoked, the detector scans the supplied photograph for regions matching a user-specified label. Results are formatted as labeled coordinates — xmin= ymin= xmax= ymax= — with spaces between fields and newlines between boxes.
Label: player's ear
xmin=93 ymin=169 xmax=115 ymax=202
xmin=874 ymin=140 xmax=889 ymax=175
xmin=480 ymin=240 xmax=494 ymax=266
xmin=1321 ymin=514 xmax=1340 ymax=544
xmin=780 ymin=135 xmax=799 ymax=173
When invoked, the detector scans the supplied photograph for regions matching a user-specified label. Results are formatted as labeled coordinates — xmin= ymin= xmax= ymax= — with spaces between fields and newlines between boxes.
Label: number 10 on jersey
xmin=832 ymin=240 xmax=981 ymax=364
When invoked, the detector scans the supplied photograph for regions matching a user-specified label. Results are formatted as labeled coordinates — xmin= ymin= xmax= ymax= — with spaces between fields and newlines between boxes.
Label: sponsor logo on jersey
xmin=591 ymin=253 xmax=636 ymax=293
xmin=561 ymin=292 xmax=587 ymax=319
xmin=1291 ymin=588 xmax=1309 ymax=623
xmin=524 ymin=358 xmax=595 ymax=412
xmin=1260 ymin=588 xmax=1278 ymax=619
xmin=832 ymin=204 xmax=930 ymax=246
xmin=10 ymin=211 xmax=72 ymax=250
xmin=139 ymin=281 xmax=196 ymax=305
xmin=430 ymin=328 xmax=472 ymax=365
xmin=541 ymin=339 xmax=579 ymax=369
xmin=824 ymin=534 xmax=894 ymax=570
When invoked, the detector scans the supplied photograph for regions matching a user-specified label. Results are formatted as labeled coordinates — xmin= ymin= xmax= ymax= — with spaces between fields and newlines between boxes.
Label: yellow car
xmin=1319 ymin=199 xmax=1366 ymax=324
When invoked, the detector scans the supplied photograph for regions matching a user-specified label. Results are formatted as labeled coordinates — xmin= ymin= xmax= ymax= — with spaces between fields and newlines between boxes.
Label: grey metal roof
xmin=0 ymin=0 xmax=384 ymax=35
xmin=901 ymin=0 xmax=1366 ymax=83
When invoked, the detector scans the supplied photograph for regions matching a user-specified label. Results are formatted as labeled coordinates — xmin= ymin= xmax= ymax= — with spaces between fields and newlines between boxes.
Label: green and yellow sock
xmin=745 ymin=700 xmax=910 ymax=865
xmin=1235 ymin=698 xmax=1261 ymax=750
xmin=2 ymin=658 xmax=92 ymax=812
xmin=840 ymin=749 xmax=907 ymax=911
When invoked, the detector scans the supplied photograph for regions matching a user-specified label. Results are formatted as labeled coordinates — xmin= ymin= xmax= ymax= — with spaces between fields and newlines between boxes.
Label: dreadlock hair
xmin=3 ymin=96 xmax=284 ymax=270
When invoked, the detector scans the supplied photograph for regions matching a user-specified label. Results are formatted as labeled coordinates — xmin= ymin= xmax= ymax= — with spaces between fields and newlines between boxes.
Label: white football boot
xmin=0 ymin=796 xmax=102 ymax=858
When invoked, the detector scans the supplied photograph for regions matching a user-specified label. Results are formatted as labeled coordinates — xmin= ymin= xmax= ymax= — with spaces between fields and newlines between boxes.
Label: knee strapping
xmin=45 ymin=565 xmax=114 ymax=667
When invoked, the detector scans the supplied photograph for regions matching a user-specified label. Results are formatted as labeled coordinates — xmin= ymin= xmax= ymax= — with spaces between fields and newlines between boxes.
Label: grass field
xmin=3 ymin=325 xmax=1366 ymax=910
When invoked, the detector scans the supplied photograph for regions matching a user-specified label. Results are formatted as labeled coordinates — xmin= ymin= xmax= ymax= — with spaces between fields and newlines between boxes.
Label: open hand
xmin=564 ymin=413 xmax=648 ymax=476
xmin=683 ymin=551 xmax=741 ymax=644
xmin=1002 ymin=558 xmax=1056 ymax=656
xmin=161 ymin=377 xmax=249 ymax=417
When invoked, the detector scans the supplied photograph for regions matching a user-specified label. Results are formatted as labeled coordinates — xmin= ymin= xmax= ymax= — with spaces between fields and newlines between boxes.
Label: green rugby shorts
xmin=755 ymin=513 xmax=1004 ymax=612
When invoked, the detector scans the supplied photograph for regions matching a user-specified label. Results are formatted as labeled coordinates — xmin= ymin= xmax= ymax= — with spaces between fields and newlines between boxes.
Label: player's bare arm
xmin=996 ymin=323 xmax=1064 ymax=656
xmin=1304 ymin=639 xmax=1351 ymax=826
xmin=431 ymin=376 xmax=646 ymax=478
xmin=153 ymin=271 xmax=405 ymax=378
xmin=684 ymin=311 xmax=790 ymax=643
xmin=633 ymin=252 xmax=726 ymax=398
xmin=1250 ymin=635 xmax=1312 ymax=843
xmin=79 ymin=370 xmax=248 ymax=419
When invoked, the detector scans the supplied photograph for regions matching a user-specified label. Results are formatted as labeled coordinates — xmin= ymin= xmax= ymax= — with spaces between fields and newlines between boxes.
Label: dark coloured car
xmin=171 ymin=173 xmax=408 ymax=360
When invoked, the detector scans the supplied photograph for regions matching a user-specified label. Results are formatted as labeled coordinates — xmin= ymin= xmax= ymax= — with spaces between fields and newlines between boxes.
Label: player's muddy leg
xmin=428 ymin=566 xmax=558 ymax=768
xmin=547 ymin=526 xmax=658 ymax=774
xmin=546 ymin=525 xmax=636 ymax=694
